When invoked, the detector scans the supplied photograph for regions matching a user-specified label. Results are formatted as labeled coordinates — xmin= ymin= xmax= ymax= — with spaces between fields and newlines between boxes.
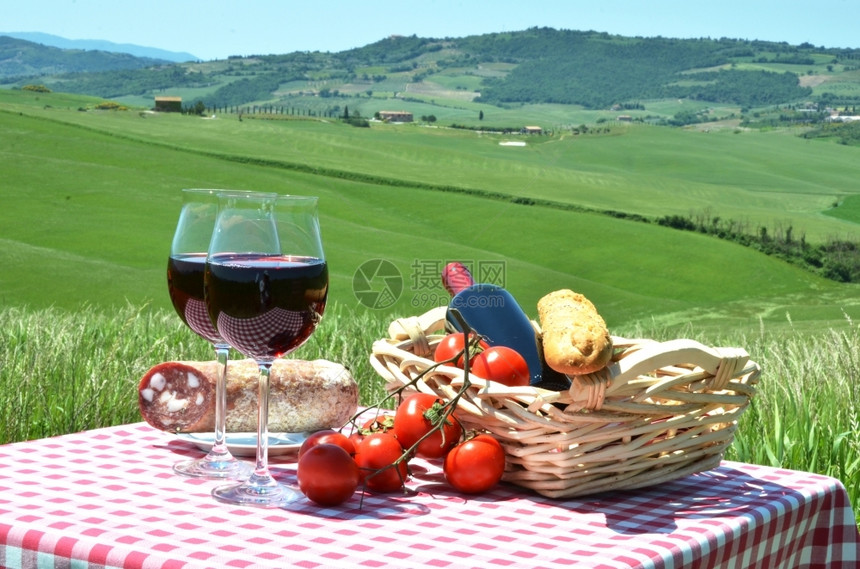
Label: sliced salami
xmin=138 ymin=359 xmax=358 ymax=434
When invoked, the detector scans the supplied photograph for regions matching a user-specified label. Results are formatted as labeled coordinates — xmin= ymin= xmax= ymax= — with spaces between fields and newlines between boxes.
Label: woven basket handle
xmin=387 ymin=306 xmax=447 ymax=358
xmin=570 ymin=338 xmax=751 ymax=410
xmin=609 ymin=339 xmax=748 ymax=385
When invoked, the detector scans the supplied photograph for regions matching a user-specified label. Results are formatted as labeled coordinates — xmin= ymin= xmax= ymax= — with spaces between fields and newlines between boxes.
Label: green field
xmin=2 ymin=88 xmax=860 ymax=337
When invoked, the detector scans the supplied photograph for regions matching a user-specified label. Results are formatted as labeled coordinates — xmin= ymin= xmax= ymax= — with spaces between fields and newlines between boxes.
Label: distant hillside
xmin=0 ymin=35 xmax=173 ymax=80
xmin=1 ymin=32 xmax=197 ymax=63
xmin=4 ymin=27 xmax=860 ymax=113
xmin=460 ymin=30 xmax=811 ymax=107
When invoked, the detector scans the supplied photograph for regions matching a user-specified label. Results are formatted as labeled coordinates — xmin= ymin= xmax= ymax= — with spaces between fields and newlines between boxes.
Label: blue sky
xmin=4 ymin=0 xmax=859 ymax=61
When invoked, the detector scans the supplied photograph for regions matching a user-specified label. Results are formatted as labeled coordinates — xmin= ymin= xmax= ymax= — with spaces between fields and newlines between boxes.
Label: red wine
xmin=167 ymin=253 xmax=222 ymax=344
xmin=205 ymin=254 xmax=328 ymax=360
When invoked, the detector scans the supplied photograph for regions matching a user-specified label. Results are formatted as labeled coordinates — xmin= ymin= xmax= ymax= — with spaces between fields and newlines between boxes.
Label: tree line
xmin=801 ymin=121 xmax=860 ymax=146
xmin=657 ymin=210 xmax=860 ymax=283
xmin=34 ymin=66 xmax=207 ymax=98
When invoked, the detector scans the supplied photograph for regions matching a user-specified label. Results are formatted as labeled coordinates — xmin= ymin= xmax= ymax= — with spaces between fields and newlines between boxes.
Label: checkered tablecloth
xmin=1 ymin=423 xmax=857 ymax=569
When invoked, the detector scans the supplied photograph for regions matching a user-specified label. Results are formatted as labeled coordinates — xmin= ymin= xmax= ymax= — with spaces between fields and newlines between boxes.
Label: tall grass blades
xmin=0 ymin=304 xmax=210 ymax=442
xmin=0 ymin=302 xmax=389 ymax=444
xmin=719 ymin=321 xmax=860 ymax=516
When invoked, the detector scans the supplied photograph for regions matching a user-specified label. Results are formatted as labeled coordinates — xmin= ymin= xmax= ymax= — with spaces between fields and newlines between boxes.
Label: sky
xmin=3 ymin=0 xmax=859 ymax=61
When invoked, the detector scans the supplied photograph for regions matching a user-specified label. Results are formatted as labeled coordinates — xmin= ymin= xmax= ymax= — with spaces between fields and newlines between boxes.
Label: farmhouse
xmin=379 ymin=111 xmax=413 ymax=122
xmin=521 ymin=126 xmax=543 ymax=134
xmin=154 ymin=96 xmax=182 ymax=112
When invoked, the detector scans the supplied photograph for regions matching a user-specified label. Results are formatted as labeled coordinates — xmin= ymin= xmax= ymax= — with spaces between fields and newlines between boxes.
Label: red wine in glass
xmin=205 ymin=254 xmax=328 ymax=361
xmin=206 ymin=192 xmax=328 ymax=508
xmin=167 ymin=253 xmax=222 ymax=344
xmin=166 ymin=188 xmax=260 ymax=481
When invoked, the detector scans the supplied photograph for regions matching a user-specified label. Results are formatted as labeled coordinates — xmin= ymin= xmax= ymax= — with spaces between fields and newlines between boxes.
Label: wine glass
xmin=167 ymin=189 xmax=262 ymax=479
xmin=205 ymin=192 xmax=328 ymax=507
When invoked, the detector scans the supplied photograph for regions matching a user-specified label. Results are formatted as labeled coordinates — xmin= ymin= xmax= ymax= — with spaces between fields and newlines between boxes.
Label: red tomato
xmin=296 ymin=443 xmax=360 ymax=506
xmin=354 ymin=432 xmax=408 ymax=493
xmin=299 ymin=429 xmax=356 ymax=459
xmin=393 ymin=393 xmax=462 ymax=459
xmin=434 ymin=332 xmax=489 ymax=367
xmin=470 ymin=346 xmax=530 ymax=387
xmin=348 ymin=414 xmax=395 ymax=448
xmin=444 ymin=434 xmax=506 ymax=494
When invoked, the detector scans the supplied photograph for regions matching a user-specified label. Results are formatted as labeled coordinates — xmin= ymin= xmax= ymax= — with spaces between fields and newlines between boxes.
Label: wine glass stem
xmin=211 ymin=343 xmax=230 ymax=454
xmin=254 ymin=362 xmax=273 ymax=479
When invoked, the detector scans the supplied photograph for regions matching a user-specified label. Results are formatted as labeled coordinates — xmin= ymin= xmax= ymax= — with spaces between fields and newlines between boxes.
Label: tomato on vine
xmin=297 ymin=443 xmax=360 ymax=506
xmin=444 ymin=434 xmax=506 ymax=494
xmin=470 ymin=346 xmax=530 ymax=387
xmin=299 ymin=429 xmax=356 ymax=458
xmin=393 ymin=392 xmax=462 ymax=459
xmin=349 ymin=413 xmax=395 ymax=447
xmin=354 ymin=432 xmax=409 ymax=493
xmin=434 ymin=332 xmax=489 ymax=367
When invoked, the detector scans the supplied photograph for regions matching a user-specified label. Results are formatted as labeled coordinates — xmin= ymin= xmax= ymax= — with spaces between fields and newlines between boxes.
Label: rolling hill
xmin=1 ymin=88 xmax=858 ymax=337
xmin=0 ymin=35 xmax=173 ymax=79
xmin=0 ymin=32 xmax=198 ymax=63
xmin=4 ymin=28 xmax=860 ymax=118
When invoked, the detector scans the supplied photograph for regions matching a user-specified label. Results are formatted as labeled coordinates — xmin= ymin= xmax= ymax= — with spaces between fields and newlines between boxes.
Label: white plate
xmin=177 ymin=432 xmax=308 ymax=457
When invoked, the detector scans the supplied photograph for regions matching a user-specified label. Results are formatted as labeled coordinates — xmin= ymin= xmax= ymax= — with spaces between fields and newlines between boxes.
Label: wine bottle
xmin=441 ymin=262 xmax=570 ymax=390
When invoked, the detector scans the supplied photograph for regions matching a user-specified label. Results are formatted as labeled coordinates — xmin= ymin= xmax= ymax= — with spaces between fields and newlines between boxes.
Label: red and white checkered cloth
xmin=0 ymin=423 xmax=857 ymax=569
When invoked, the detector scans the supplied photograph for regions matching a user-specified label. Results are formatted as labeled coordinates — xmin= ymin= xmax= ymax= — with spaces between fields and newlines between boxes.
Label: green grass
xmin=808 ymin=68 xmax=860 ymax=99
xmin=825 ymin=194 xmax=860 ymax=223
xmin=12 ymin=88 xmax=859 ymax=244
xmin=729 ymin=325 xmax=860 ymax=487
xmin=0 ymin=302 xmax=387 ymax=443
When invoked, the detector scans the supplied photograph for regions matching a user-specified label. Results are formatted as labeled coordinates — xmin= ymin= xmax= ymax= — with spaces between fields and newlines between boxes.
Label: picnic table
xmin=1 ymin=422 xmax=858 ymax=568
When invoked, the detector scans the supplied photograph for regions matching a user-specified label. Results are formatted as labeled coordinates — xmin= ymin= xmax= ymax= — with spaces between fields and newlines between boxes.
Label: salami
xmin=138 ymin=358 xmax=358 ymax=433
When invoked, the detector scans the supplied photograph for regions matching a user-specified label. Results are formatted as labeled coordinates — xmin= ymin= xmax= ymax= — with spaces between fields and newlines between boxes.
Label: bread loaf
xmin=138 ymin=358 xmax=358 ymax=433
xmin=537 ymin=289 xmax=613 ymax=376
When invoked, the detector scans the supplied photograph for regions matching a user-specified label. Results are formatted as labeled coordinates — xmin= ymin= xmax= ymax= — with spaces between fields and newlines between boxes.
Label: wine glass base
xmin=174 ymin=456 xmax=252 ymax=480
xmin=212 ymin=478 xmax=302 ymax=508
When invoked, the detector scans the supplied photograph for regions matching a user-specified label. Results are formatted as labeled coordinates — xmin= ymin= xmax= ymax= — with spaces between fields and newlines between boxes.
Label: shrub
xmin=22 ymin=84 xmax=51 ymax=93
xmin=657 ymin=214 xmax=696 ymax=231
xmin=94 ymin=101 xmax=128 ymax=111
xmin=345 ymin=118 xmax=370 ymax=128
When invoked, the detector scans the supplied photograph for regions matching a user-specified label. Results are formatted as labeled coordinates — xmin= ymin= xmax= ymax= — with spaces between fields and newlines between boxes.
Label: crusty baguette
xmin=138 ymin=358 xmax=357 ymax=433
xmin=537 ymin=289 xmax=613 ymax=376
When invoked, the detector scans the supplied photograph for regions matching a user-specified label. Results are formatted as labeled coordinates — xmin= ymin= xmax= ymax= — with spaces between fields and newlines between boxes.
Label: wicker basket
xmin=370 ymin=306 xmax=762 ymax=498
